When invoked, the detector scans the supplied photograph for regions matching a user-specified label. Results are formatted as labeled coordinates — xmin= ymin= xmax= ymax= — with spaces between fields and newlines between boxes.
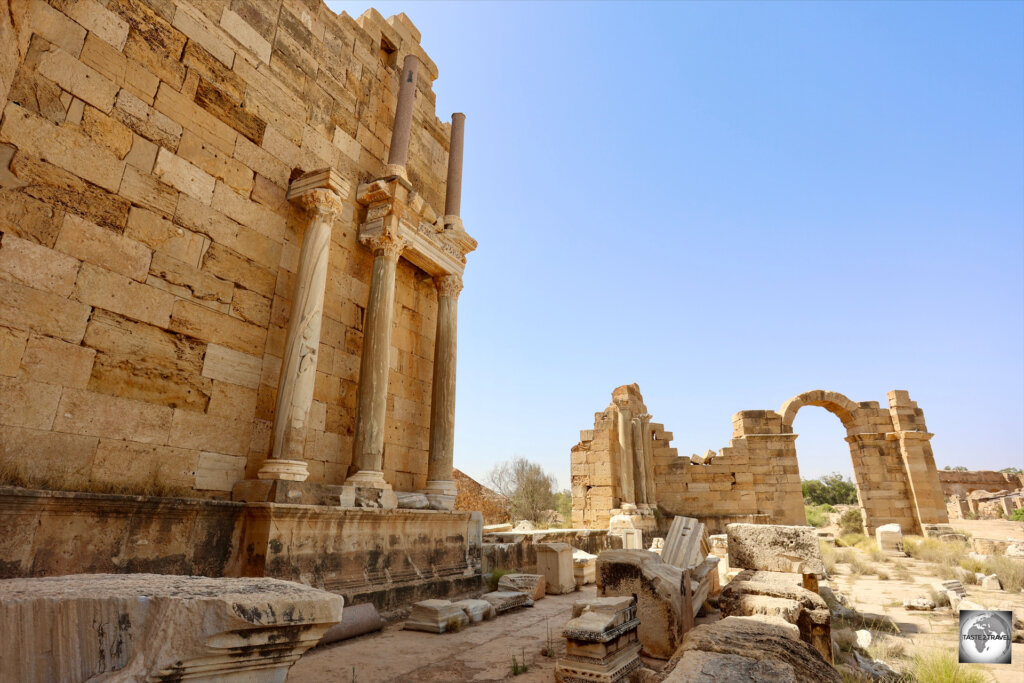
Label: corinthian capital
xmin=434 ymin=274 xmax=463 ymax=298
xmin=300 ymin=188 xmax=344 ymax=220
xmin=366 ymin=233 xmax=407 ymax=261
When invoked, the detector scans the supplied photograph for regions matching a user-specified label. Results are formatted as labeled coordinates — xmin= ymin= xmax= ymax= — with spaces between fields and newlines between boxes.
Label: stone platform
xmin=0 ymin=487 xmax=482 ymax=613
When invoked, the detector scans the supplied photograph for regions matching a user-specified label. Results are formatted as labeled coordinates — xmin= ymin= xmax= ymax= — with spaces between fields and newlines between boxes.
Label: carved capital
xmin=434 ymin=274 xmax=463 ymax=298
xmin=366 ymin=234 xmax=406 ymax=261
xmin=300 ymin=188 xmax=343 ymax=220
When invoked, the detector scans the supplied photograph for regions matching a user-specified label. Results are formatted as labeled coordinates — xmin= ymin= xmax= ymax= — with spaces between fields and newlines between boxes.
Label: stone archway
xmin=778 ymin=390 xmax=890 ymax=534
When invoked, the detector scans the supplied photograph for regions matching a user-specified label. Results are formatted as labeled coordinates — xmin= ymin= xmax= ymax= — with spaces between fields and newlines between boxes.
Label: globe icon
xmin=959 ymin=610 xmax=1012 ymax=664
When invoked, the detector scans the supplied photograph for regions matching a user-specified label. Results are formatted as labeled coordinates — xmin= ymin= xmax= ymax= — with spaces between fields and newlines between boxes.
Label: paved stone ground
xmin=288 ymin=587 xmax=599 ymax=683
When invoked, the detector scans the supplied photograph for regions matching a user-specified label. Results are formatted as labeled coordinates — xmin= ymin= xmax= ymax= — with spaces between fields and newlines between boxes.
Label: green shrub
xmin=802 ymin=473 xmax=858 ymax=506
xmin=805 ymin=504 xmax=831 ymax=528
xmin=1009 ymin=507 xmax=1024 ymax=522
xmin=837 ymin=533 xmax=867 ymax=548
xmin=839 ymin=509 xmax=864 ymax=535
xmin=487 ymin=568 xmax=512 ymax=592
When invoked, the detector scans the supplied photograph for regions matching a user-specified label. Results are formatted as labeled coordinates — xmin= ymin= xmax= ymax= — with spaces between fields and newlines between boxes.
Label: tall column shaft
xmin=423 ymin=275 xmax=462 ymax=509
xmin=616 ymin=406 xmax=635 ymax=505
xmin=639 ymin=415 xmax=657 ymax=506
xmin=261 ymin=188 xmax=342 ymax=482
xmin=386 ymin=55 xmax=420 ymax=171
xmin=443 ymin=113 xmax=465 ymax=219
xmin=351 ymin=235 xmax=403 ymax=473
xmin=631 ymin=417 xmax=647 ymax=505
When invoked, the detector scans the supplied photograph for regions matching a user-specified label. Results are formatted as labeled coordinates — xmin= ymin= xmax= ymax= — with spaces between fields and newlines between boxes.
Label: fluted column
xmin=384 ymin=55 xmax=420 ymax=180
xmin=631 ymin=417 xmax=648 ymax=507
xmin=344 ymin=225 xmax=405 ymax=508
xmin=422 ymin=274 xmax=463 ymax=509
xmin=616 ymin=405 xmax=635 ymax=505
xmin=638 ymin=413 xmax=657 ymax=506
xmin=259 ymin=179 xmax=344 ymax=482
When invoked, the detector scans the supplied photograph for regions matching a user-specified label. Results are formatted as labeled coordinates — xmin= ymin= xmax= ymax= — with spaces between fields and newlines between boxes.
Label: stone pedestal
xmin=536 ymin=542 xmax=576 ymax=594
xmin=555 ymin=597 xmax=642 ymax=683
xmin=339 ymin=469 xmax=398 ymax=509
xmin=257 ymin=459 xmax=310 ymax=481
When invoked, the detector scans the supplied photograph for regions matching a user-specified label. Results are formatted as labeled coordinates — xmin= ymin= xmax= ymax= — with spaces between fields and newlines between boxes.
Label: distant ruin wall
xmin=938 ymin=470 xmax=1024 ymax=499
xmin=571 ymin=386 xmax=949 ymax=535
xmin=1 ymin=0 xmax=452 ymax=496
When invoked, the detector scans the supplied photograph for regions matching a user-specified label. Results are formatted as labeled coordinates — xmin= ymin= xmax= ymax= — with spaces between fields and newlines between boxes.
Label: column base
xmin=256 ymin=459 xmax=309 ymax=482
xmin=340 ymin=470 xmax=398 ymax=509
xmin=383 ymin=163 xmax=408 ymax=182
xmin=421 ymin=479 xmax=458 ymax=511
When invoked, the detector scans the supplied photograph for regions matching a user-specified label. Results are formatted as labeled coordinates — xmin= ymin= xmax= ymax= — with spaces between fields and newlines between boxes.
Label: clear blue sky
xmin=333 ymin=1 xmax=1024 ymax=490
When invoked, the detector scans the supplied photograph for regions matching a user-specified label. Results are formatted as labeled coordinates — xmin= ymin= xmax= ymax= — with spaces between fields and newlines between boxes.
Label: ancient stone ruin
xmin=572 ymin=384 xmax=949 ymax=535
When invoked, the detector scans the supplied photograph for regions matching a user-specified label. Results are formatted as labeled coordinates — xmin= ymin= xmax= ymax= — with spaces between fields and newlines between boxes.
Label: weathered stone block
xmin=0 ymin=232 xmax=80 ymax=296
xmin=453 ymin=598 xmax=495 ymax=622
xmin=726 ymin=524 xmax=824 ymax=574
xmin=481 ymin=590 xmax=533 ymax=613
xmin=403 ymin=599 xmax=469 ymax=633
xmin=21 ymin=333 xmax=96 ymax=388
xmin=0 ymin=574 xmax=342 ymax=683
xmin=498 ymin=572 xmax=546 ymax=600
xmin=55 ymin=214 xmax=152 ymax=282
xmin=536 ymin=542 xmax=576 ymax=595
xmin=875 ymin=523 xmax=903 ymax=553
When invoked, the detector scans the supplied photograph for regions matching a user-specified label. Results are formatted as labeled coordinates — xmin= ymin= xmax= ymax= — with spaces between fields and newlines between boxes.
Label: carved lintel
xmin=356 ymin=176 xmax=476 ymax=276
xmin=287 ymin=168 xmax=350 ymax=202
xmin=434 ymin=274 xmax=463 ymax=298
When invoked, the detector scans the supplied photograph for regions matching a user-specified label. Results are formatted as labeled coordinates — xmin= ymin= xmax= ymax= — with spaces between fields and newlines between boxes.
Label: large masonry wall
xmin=572 ymin=387 xmax=950 ymax=535
xmin=938 ymin=470 xmax=1024 ymax=499
xmin=0 ymin=0 xmax=452 ymax=497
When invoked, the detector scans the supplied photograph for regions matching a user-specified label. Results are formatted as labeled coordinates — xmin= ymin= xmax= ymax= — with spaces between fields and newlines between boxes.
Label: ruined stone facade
xmin=572 ymin=386 xmax=949 ymax=535
xmin=937 ymin=469 xmax=1024 ymax=499
xmin=0 ymin=0 xmax=469 ymax=499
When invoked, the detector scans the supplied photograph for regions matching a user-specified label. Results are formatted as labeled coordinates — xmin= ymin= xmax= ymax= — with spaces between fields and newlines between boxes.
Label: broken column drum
xmin=385 ymin=54 xmax=420 ymax=178
xmin=261 ymin=171 xmax=347 ymax=482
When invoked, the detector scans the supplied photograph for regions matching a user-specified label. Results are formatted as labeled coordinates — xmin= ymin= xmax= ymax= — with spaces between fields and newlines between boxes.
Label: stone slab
xmin=403 ymin=599 xmax=469 ymax=634
xmin=480 ymin=590 xmax=533 ymax=613
xmin=536 ymin=542 xmax=576 ymax=595
xmin=0 ymin=573 xmax=342 ymax=683
xmin=498 ymin=573 xmax=546 ymax=600
xmin=318 ymin=602 xmax=383 ymax=645
xmin=452 ymin=598 xmax=495 ymax=622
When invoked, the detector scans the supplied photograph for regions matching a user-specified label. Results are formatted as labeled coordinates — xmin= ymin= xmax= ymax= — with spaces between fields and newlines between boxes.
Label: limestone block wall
xmin=937 ymin=470 xmax=1024 ymax=499
xmin=0 ymin=0 xmax=452 ymax=496
xmin=571 ymin=387 xmax=949 ymax=536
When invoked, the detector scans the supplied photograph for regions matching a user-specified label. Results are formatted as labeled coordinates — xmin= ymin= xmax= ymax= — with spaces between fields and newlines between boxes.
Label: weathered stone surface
xmin=453 ymin=598 xmax=495 ymax=622
xmin=726 ymin=524 xmax=824 ymax=574
xmin=596 ymin=549 xmax=689 ymax=659
xmin=670 ymin=616 xmax=842 ymax=683
xmin=980 ymin=574 xmax=1002 ymax=591
xmin=903 ymin=597 xmax=936 ymax=611
xmin=403 ymin=599 xmax=468 ymax=633
xmin=664 ymin=650 xmax=799 ymax=683
xmin=537 ymin=542 xmax=576 ymax=595
xmin=481 ymin=590 xmax=533 ymax=613
xmin=874 ymin=523 xmax=903 ymax=553
xmin=498 ymin=573 xmax=546 ymax=600
xmin=556 ymin=596 xmax=641 ymax=683
xmin=0 ymin=573 xmax=342 ymax=683
xmin=574 ymin=548 xmax=597 ymax=586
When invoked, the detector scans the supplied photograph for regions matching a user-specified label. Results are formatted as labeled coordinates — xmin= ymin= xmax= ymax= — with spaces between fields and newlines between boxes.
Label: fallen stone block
xmin=537 ymin=542 xmax=576 ymax=595
xmin=395 ymin=491 xmax=430 ymax=509
xmin=498 ymin=573 xmax=546 ymax=600
xmin=596 ymin=549 xmax=690 ymax=659
xmin=726 ymin=524 xmax=824 ymax=575
xmin=403 ymin=599 xmax=469 ymax=633
xmin=573 ymin=548 xmax=597 ymax=587
xmin=453 ymin=598 xmax=496 ymax=622
xmin=980 ymin=574 xmax=1002 ymax=591
xmin=932 ymin=579 xmax=967 ymax=598
xmin=666 ymin=615 xmax=842 ymax=683
xmin=662 ymin=515 xmax=705 ymax=569
xmin=0 ymin=573 xmax=342 ymax=683
xmin=483 ymin=522 xmax=513 ymax=533
xmin=318 ymin=602 xmax=383 ymax=645
xmin=481 ymin=590 xmax=533 ymax=613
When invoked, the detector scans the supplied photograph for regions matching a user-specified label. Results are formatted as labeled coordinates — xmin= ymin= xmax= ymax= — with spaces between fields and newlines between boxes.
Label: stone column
xmin=422 ymin=274 xmax=462 ymax=509
xmin=384 ymin=55 xmax=420 ymax=179
xmin=259 ymin=174 xmax=345 ymax=482
xmin=631 ymin=417 xmax=648 ymax=507
xmin=443 ymin=113 xmax=465 ymax=224
xmin=638 ymin=413 xmax=657 ymax=506
xmin=616 ymin=405 xmax=635 ymax=505
xmin=344 ymin=225 xmax=405 ymax=508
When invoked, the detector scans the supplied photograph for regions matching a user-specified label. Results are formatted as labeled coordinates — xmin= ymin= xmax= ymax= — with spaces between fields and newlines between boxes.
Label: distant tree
xmin=801 ymin=473 xmax=858 ymax=506
xmin=486 ymin=457 xmax=557 ymax=523
xmin=999 ymin=467 xmax=1023 ymax=475
xmin=552 ymin=489 xmax=572 ymax=524
xmin=943 ymin=465 xmax=968 ymax=471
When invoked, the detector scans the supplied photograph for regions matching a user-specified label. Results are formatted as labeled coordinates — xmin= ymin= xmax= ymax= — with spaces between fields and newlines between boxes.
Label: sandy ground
xmin=825 ymin=519 xmax=1024 ymax=682
xmin=288 ymin=587 xmax=601 ymax=683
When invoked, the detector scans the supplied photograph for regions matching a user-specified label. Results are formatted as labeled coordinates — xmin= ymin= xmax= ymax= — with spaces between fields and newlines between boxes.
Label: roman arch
xmin=570 ymin=386 xmax=949 ymax=534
